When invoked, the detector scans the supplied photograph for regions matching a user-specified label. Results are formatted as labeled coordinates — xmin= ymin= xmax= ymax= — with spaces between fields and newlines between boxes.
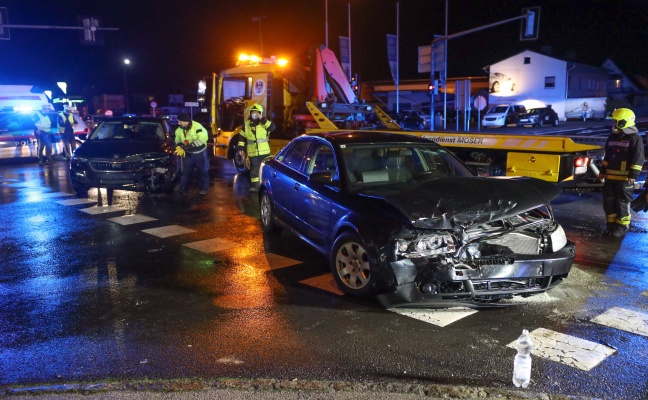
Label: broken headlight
xmin=396 ymin=233 xmax=456 ymax=258
xmin=549 ymin=224 xmax=567 ymax=252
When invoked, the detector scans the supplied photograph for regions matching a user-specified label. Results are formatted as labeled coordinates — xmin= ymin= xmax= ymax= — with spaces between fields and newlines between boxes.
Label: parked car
xmin=516 ymin=107 xmax=560 ymax=127
xmin=69 ymin=116 xmax=177 ymax=196
xmin=390 ymin=110 xmax=427 ymax=130
xmin=258 ymin=131 xmax=575 ymax=307
xmin=481 ymin=104 xmax=526 ymax=128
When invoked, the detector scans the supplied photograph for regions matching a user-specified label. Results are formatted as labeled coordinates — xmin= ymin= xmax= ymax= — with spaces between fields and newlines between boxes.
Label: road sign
xmin=417 ymin=37 xmax=445 ymax=74
xmin=150 ymin=101 xmax=157 ymax=108
xmin=474 ymin=95 xmax=487 ymax=111
xmin=520 ymin=7 xmax=540 ymax=41
xmin=184 ymin=102 xmax=199 ymax=107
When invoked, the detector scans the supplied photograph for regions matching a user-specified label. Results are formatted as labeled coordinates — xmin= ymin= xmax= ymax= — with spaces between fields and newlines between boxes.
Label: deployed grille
xmin=91 ymin=161 xmax=140 ymax=171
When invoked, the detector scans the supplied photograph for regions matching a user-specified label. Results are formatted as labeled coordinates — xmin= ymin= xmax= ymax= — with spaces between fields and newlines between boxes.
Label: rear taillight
xmin=574 ymin=157 xmax=590 ymax=167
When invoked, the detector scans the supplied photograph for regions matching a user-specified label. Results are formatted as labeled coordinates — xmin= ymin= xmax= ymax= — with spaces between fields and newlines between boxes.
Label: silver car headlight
xmin=549 ymin=224 xmax=567 ymax=252
xmin=396 ymin=233 xmax=456 ymax=258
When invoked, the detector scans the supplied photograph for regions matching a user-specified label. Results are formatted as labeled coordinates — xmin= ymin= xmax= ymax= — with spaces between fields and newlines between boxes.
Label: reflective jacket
xmin=33 ymin=111 xmax=51 ymax=132
xmin=58 ymin=112 xmax=75 ymax=134
xmin=601 ymin=126 xmax=645 ymax=181
xmin=175 ymin=120 xmax=208 ymax=154
xmin=238 ymin=118 xmax=275 ymax=157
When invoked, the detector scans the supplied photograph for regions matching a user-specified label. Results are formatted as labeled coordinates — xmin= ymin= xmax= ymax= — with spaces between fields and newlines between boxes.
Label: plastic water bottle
xmin=512 ymin=329 xmax=533 ymax=388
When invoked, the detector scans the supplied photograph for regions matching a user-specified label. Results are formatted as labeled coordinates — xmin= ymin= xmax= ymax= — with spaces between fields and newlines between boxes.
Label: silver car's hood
xmin=366 ymin=176 xmax=560 ymax=229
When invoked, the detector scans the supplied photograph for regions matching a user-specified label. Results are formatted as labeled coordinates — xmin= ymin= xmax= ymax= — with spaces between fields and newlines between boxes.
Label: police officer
xmin=32 ymin=108 xmax=53 ymax=165
xmin=58 ymin=105 xmax=78 ymax=159
xmin=598 ymin=108 xmax=645 ymax=237
xmin=237 ymin=104 xmax=275 ymax=191
xmin=174 ymin=113 xmax=210 ymax=195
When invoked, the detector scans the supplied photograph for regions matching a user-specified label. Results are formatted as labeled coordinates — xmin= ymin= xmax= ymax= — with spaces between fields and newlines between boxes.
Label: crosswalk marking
xmin=142 ymin=225 xmax=196 ymax=238
xmin=239 ymin=252 xmax=302 ymax=271
xmin=108 ymin=214 xmax=158 ymax=225
xmin=299 ymin=274 xmax=344 ymax=295
xmin=507 ymin=328 xmax=616 ymax=371
xmin=591 ymin=307 xmax=648 ymax=337
xmin=390 ymin=307 xmax=478 ymax=327
xmin=79 ymin=205 xmax=126 ymax=215
xmin=183 ymin=238 xmax=236 ymax=253
xmin=57 ymin=198 xmax=97 ymax=206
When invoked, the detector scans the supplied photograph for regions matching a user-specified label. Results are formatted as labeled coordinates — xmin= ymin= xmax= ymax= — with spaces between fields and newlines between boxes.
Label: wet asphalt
xmin=0 ymin=148 xmax=647 ymax=399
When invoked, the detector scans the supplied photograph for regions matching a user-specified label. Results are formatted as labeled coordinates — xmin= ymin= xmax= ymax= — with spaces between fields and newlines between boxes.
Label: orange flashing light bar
xmin=236 ymin=53 xmax=289 ymax=67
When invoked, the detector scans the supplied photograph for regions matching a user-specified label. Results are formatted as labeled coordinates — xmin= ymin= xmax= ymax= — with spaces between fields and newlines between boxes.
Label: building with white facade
xmin=485 ymin=50 xmax=608 ymax=121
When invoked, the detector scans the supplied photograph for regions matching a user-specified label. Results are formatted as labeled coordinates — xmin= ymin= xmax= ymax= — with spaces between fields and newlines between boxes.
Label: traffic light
xmin=351 ymin=73 xmax=359 ymax=95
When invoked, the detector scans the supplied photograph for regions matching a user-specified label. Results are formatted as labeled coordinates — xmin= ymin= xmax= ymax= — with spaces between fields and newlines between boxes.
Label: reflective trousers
xmin=603 ymin=180 xmax=634 ymax=226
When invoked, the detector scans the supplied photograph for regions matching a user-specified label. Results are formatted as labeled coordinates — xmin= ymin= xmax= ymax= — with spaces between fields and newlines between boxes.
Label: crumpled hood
xmin=74 ymin=141 xmax=168 ymax=159
xmin=365 ymin=176 xmax=560 ymax=229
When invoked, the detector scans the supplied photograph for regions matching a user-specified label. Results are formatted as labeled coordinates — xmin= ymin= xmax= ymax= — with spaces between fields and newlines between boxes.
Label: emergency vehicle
xmin=210 ymin=46 xmax=603 ymax=189
xmin=0 ymin=86 xmax=89 ymax=159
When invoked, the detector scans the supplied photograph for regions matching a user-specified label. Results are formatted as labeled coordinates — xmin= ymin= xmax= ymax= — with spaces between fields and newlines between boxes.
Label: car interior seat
xmin=384 ymin=149 xmax=414 ymax=182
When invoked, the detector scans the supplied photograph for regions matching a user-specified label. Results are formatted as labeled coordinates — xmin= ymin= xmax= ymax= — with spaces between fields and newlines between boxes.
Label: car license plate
xmin=575 ymin=166 xmax=587 ymax=175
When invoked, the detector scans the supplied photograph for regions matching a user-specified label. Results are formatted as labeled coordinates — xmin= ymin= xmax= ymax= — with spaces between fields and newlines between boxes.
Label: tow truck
xmin=209 ymin=46 xmax=603 ymax=189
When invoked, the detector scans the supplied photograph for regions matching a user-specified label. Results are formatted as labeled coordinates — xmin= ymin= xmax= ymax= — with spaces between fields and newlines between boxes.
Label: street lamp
xmin=123 ymin=58 xmax=131 ymax=113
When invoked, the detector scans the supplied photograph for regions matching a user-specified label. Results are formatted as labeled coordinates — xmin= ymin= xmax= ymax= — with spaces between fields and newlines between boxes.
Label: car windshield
xmin=488 ymin=106 xmax=508 ymax=113
xmin=342 ymin=143 xmax=473 ymax=190
xmin=88 ymin=120 xmax=166 ymax=141
xmin=528 ymin=109 xmax=541 ymax=115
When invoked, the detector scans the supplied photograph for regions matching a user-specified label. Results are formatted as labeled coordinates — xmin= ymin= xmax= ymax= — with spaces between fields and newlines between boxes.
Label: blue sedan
xmin=259 ymin=132 xmax=575 ymax=307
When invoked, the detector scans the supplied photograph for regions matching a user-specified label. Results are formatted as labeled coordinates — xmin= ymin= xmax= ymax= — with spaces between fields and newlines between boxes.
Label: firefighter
xmin=237 ymin=104 xmax=276 ymax=191
xmin=32 ymin=109 xmax=53 ymax=165
xmin=174 ymin=113 xmax=210 ymax=195
xmin=58 ymin=105 xmax=78 ymax=159
xmin=598 ymin=108 xmax=645 ymax=237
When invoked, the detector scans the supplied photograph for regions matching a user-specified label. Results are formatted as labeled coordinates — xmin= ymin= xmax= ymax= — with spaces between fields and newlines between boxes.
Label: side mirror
xmin=309 ymin=171 xmax=340 ymax=188
xmin=474 ymin=168 xmax=489 ymax=177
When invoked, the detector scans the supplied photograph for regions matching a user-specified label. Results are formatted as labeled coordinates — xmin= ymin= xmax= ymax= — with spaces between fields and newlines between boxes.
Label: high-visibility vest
xmin=58 ymin=112 xmax=75 ymax=133
xmin=34 ymin=111 xmax=51 ymax=132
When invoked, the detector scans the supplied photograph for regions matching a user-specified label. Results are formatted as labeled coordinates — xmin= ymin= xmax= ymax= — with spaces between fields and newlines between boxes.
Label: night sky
xmin=1 ymin=0 xmax=647 ymax=107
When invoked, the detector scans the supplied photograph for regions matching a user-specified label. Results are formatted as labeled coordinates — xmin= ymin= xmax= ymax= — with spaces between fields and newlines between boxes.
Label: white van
xmin=482 ymin=104 xmax=526 ymax=128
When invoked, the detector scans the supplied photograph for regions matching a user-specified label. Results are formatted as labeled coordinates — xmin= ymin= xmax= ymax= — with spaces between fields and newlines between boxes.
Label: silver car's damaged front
xmin=381 ymin=203 xmax=575 ymax=307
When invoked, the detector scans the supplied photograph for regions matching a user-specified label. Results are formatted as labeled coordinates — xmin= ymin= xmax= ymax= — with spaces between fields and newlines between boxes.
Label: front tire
xmin=259 ymin=190 xmax=280 ymax=233
xmin=233 ymin=151 xmax=250 ymax=174
xmin=330 ymin=232 xmax=376 ymax=298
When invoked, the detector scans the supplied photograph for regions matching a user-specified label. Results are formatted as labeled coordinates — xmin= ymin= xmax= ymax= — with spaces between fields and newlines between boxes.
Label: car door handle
xmin=294 ymin=182 xmax=300 ymax=191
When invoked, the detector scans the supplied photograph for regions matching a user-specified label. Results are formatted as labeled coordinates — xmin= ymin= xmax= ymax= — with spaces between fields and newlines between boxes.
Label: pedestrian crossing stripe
xmin=79 ymin=205 xmax=126 ymax=215
xmin=141 ymin=225 xmax=197 ymax=238
xmin=57 ymin=198 xmax=97 ymax=205
xmin=183 ymin=238 xmax=236 ymax=253
xmin=108 ymin=214 xmax=158 ymax=225
xmin=389 ymin=307 xmax=478 ymax=327
xmin=239 ymin=252 xmax=302 ymax=271
xmin=506 ymin=328 xmax=616 ymax=371
xmin=591 ymin=307 xmax=648 ymax=337
xmin=299 ymin=274 xmax=344 ymax=296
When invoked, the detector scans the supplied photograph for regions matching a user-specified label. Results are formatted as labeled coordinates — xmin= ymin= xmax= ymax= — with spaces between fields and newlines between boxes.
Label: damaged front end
xmin=380 ymin=201 xmax=575 ymax=308
xmin=70 ymin=153 xmax=177 ymax=193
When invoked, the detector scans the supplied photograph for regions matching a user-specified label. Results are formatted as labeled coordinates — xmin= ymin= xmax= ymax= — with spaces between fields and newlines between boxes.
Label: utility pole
xmin=251 ymin=16 xmax=266 ymax=56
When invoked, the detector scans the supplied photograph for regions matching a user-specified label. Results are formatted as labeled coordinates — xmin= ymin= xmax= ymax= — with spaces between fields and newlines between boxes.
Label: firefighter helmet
xmin=249 ymin=104 xmax=264 ymax=115
xmin=609 ymin=108 xmax=635 ymax=129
